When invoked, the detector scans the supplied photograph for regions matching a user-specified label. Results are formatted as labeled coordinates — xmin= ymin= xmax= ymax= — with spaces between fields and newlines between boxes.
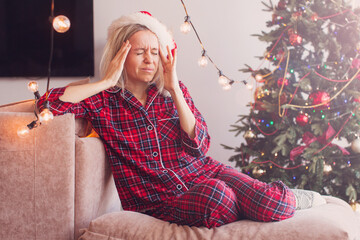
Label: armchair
xmin=0 ymin=100 xmax=120 ymax=240
xmin=1 ymin=100 xmax=360 ymax=240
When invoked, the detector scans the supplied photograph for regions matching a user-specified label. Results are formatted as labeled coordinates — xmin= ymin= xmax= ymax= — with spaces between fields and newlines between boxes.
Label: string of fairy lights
xmin=179 ymin=0 xmax=253 ymax=91
xmin=18 ymin=0 xmax=360 ymax=140
xmin=17 ymin=0 xmax=71 ymax=138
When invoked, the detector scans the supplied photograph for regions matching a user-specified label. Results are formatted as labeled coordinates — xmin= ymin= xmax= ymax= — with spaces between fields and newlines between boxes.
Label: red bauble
xmin=277 ymin=78 xmax=289 ymax=87
xmin=296 ymin=113 xmax=309 ymax=126
xmin=292 ymin=11 xmax=302 ymax=20
xmin=289 ymin=34 xmax=302 ymax=46
xmin=309 ymin=91 xmax=330 ymax=109
xmin=352 ymin=58 xmax=360 ymax=69
xmin=311 ymin=13 xmax=319 ymax=21
xmin=276 ymin=50 xmax=285 ymax=60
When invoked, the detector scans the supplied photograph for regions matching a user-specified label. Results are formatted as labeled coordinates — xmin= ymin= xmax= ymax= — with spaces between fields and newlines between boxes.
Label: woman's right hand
xmin=102 ymin=40 xmax=132 ymax=88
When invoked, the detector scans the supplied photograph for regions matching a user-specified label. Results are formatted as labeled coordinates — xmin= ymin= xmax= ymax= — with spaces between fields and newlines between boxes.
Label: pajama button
xmin=176 ymin=184 xmax=183 ymax=190
xmin=152 ymin=152 xmax=158 ymax=157
xmin=162 ymin=170 xmax=168 ymax=173
xmin=147 ymin=125 xmax=153 ymax=131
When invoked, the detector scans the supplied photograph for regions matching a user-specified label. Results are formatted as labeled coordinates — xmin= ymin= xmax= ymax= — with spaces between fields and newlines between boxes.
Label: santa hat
xmin=108 ymin=11 xmax=176 ymax=55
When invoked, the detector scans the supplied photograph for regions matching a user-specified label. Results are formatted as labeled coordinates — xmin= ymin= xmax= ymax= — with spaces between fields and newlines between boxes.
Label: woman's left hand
xmin=159 ymin=46 xmax=180 ymax=93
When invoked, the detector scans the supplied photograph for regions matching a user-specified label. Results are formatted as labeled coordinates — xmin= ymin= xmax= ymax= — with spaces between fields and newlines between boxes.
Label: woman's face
xmin=124 ymin=30 xmax=160 ymax=85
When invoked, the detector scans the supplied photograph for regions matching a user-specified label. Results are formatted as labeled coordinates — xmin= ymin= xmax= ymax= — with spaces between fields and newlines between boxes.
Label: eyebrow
xmin=133 ymin=47 xmax=158 ymax=51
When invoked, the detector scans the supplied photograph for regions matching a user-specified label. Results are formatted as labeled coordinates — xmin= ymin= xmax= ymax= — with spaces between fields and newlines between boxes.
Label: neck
xmin=125 ymin=81 xmax=148 ymax=107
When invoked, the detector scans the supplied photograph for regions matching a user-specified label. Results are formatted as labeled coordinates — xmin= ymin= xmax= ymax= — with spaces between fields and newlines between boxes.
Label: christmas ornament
xmin=309 ymin=91 xmax=330 ymax=109
xmin=323 ymin=164 xmax=332 ymax=174
xmin=276 ymin=50 xmax=285 ymax=60
xmin=311 ymin=13 xmax=319 ymax=21
xmin=252 ymin=166 xmax=266 ymax=178
xmin=351 ymin=138 xmax=360 ymax=153
xmin=296 ymin=112 xmax=309 ymax=126
xmin=291 ymin=11 xmax=302 ymax=20
xmin=289 ymin=33 xmax=303 ymax=46
xmin=351 ymin=58 xmax=360 ymax=69
xmin=277 ymin=78 xmax=289 ymax=87
xmin=244 ymin=129 xmax=257 ymax=144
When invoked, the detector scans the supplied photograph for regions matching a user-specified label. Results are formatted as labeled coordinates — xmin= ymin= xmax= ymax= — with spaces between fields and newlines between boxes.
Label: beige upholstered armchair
xmin=1 ymin=99 xmax=360 ymax=240
xmin=0 ymin=100 xmax=120 ymax=240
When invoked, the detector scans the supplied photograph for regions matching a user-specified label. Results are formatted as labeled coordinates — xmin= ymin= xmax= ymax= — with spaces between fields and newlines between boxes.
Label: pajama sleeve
xmin=178 ymin=81 xmax=211 ymax=157
xmin=37 ymin=87 xmax=103 ymax=120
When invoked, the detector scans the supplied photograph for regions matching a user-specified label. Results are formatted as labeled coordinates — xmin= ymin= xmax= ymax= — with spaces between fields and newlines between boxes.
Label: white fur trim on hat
xmin=108 ymin=12 xmax=175 ymax=54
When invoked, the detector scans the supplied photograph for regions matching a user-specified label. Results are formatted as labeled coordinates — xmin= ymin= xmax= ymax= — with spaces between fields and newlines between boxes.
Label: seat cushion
xmin=78 ymin=196 xmax=360 ymax=240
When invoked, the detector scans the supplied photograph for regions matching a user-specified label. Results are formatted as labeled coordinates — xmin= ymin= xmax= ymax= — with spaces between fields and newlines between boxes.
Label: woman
xmin=38 ymin=11 xmax=325 ymax=228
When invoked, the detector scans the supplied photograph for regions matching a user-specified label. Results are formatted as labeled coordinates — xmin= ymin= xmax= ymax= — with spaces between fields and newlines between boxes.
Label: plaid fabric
xmin=37 ymin=82 xmax=223 ymax=212
xmin=38 ymin=81 xmax=295 ymax=226
xmin=147 ymin=166 xmax=296 ymax=228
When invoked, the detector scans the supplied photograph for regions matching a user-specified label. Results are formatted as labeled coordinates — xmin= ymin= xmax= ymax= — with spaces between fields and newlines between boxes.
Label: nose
xmin=143 ymin=50 xmax=152 ymax=63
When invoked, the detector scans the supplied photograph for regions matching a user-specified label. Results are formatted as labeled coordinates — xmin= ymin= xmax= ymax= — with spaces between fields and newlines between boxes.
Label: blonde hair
xmin=100 ymin=24 xmax=167 ymax=95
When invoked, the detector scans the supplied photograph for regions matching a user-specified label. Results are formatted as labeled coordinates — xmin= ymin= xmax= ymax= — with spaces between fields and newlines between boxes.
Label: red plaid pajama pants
xmin=147 ymin=166 xmax=296 ymax=228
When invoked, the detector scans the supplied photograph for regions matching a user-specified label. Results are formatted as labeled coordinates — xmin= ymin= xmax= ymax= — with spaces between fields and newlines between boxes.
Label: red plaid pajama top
xmin=38 ymin=81 xmax=224 ymax=212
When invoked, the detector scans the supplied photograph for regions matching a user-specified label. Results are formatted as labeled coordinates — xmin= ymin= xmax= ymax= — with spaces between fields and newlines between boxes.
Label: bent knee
xmin=197 ymin=179 xmax=239 ymax=227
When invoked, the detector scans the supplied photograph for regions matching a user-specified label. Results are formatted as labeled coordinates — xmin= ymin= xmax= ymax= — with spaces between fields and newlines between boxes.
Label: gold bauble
xmin=252 ymin=166 xmax=266 ymax=178
xmin=244 ymin=129 xmax=257 ymax=144
xmin=323 ymin=164 xmax=332 ymax=174
xmin=244 ymin=129 xmax=256 ymax=140
xmin=351 ymin=138 xmax=360 ymax=153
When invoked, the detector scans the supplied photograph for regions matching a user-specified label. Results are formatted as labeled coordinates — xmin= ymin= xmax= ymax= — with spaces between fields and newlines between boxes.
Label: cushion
xmin=78 ymin=196 xmax=360 ymax=240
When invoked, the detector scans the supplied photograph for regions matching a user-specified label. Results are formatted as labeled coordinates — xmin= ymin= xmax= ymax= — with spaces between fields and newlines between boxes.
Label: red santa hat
xmin=107 ymin=11 xmax=176 ymax=55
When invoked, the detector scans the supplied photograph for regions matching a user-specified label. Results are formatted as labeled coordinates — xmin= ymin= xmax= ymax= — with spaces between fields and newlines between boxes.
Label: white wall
xmin=0 ymin=0 xmax=269 ymax=166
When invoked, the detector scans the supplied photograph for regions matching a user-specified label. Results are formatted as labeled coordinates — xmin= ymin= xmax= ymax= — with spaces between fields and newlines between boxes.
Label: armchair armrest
xmin=0 ymin=111 xmax=120 ymax=240
xmin=0 ymin=113 xmax=76 ymax=239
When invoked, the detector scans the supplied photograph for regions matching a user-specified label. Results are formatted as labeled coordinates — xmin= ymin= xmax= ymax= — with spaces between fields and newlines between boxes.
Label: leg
xmin=149 ymin=179 xmax=240 ymax=228
xmin=215 ymin=166 xmax=296 ymax=222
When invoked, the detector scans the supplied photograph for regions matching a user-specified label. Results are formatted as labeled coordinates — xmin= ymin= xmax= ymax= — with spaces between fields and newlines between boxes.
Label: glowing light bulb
xmin=198 ymin=55 xmax=208 ymax=67
xmin=53 ymin=15 xmax=71 ymax=33
xmin=222 ymin=83 xmax=232 ymax=91
xmin=255 ymin=74 xmax=263 ymax=82
xmin=39 ymin=108 xmax=54 ymax=123
xmin=27 ymin=81 xmax=39 ymax=92
xmin=180 ymin=21 xmax=191 ymax=34
xmin=218 ymin=75 xmax=228 ymax=86
xmin=17 ymin=125 xmax=30 ymax=138
xmin=246 ymin=83 xmax=253 ymax=90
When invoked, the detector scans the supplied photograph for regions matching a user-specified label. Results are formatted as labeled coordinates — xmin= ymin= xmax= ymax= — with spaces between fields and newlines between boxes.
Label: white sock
xmin=291 ymin=189 xmax=326 ymax=210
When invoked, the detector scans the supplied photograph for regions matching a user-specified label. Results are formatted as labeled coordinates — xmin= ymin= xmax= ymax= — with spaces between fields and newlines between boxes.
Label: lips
xmin=140 ymin=68 xmax=154 ymax=73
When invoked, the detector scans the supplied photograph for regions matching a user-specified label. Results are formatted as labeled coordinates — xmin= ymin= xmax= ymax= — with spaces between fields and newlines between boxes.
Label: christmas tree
xmin=225 ymin=0 xmax=360 ymax=203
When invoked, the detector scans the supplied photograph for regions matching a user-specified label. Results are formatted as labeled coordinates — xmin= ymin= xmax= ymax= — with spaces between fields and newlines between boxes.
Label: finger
xmin=114 ymin=40 xmax=131 ymax=60
xmin=172 ymin=48 xmax=178 ymax=67
xmin=166 ymin=45 xmax=173 ymax=63
xmin=159 ymin=46 xmax=167 ymax=63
